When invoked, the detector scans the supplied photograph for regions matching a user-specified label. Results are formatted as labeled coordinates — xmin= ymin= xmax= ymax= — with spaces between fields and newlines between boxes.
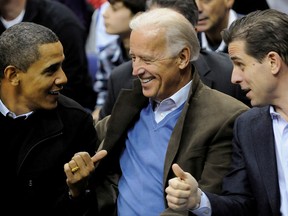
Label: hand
xmin=64 ymin=150 xmax=107 ymax=197
xmin=165 ymin=164 xmax=201 ymax=211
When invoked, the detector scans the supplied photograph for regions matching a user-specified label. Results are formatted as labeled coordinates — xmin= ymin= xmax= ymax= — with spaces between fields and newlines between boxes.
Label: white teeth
xmin=141 ymin=78 xmax=153 ymax=83
xmin=49 ymin=91 xmax=59 ymax=95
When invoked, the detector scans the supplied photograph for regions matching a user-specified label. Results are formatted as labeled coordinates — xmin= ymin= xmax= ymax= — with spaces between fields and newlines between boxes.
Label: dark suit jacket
xmin=206 ymin=106 xmax=281 ymax=216
xmin=92 ymin=69 xmax=249 ymax=216
xmin=0 ymin=0 xmax=96 ymax=110
xmin=99 ymin=50 xmax=250 ymax=119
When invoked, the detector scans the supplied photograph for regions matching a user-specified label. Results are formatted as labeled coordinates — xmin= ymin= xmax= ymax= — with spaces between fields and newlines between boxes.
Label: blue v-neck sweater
xmin=118 ymin=102 xmax=184 ymax=215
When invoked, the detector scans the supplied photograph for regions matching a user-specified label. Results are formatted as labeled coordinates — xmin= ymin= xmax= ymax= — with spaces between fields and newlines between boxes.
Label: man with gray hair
xmin=65 ymin=8 xmax=248 ymax=216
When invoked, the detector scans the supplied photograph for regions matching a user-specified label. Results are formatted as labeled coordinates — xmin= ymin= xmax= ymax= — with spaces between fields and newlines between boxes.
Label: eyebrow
xmin=43 ymin=62 xmax=62 ymax=73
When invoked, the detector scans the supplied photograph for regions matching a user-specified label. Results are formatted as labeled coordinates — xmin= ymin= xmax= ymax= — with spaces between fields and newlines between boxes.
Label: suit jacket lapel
xmin=251 ymin=107 xmax=280 ymax=214
xmin=103 ymin=80 xmax=148 ymax=152
xmin=163 ymin=69 xmax=202 ymax=186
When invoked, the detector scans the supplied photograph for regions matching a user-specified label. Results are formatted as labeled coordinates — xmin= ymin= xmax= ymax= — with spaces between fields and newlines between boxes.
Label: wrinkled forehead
xmin=130 ymin=28 xmax=168 ymax=55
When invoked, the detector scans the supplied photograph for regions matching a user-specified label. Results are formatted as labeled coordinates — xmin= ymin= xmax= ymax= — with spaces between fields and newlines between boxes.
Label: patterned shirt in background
xmin=94 ymin=38 xmax=130 ymax=107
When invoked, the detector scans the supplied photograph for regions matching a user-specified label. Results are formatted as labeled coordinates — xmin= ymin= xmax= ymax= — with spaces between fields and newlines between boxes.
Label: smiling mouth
xmin=49 ymin=88 xmax=62 ymax=95
xmin=139 ymin=77 xmax=153 ymax=84
xmin=242 ymin=88 xmax=250 ymax=93
xmin=49 ymin=91 xmax=59 ymax=95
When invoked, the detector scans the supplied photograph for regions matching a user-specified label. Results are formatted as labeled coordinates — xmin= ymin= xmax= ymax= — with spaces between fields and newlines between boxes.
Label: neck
xmin=0 ymin=1 xmax=26 ymax=20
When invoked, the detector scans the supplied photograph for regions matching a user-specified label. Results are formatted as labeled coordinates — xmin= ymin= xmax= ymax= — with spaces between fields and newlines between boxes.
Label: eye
xmin=131 ymin=56 xmax=136 ymax=62
xmin=143 ymin=58 xmax=153 ymax=65
xmin=234 ymin=62 xmax=245 ymax=71
xmin=43 ymin=64 xmax=61 ymax=76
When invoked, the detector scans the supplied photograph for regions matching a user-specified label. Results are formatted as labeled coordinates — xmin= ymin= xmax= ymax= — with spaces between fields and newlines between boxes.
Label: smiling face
xmin=13 ymin=41 xmax=67 ymax=112
xmin=229 ymin=40 xmax=279 ymax=107
xmin=130 ymin=28 xmax=191 ymax=101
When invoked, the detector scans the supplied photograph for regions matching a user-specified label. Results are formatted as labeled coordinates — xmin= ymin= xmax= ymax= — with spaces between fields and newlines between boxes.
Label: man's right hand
xmin=64 ymin=150 xmax=107 ymax=197
xmin=165 ymin=163 xmax=201 ymax=211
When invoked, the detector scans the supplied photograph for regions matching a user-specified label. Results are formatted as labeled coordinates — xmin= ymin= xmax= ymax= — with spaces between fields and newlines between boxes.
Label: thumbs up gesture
xmin=165 ymin=164 xmax=202 ymax=211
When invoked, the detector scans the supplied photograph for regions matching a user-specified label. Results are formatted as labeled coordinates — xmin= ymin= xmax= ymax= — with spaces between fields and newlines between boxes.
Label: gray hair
xmin=129 ymin=8 xmax=200 ymax=61
xmin=222 ymin=9 xmax=288 ymax=65
xmin=0 ymin=22 xmax=59 ymax=78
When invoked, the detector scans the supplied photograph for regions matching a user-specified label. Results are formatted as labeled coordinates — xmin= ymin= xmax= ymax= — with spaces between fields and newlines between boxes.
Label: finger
xmin=166 ymin=181 xmax=191 ymax=197
xmin=166 ymin=193 xmax=188 ymax=206
xmin=172 ymin=163 xmax=186 ymax=180
xmin=64 ymin=163 xmax=75 ymax=179
xmin=92 ymin=150 xmax=107 ymax=163
xmin=74 ymin=152 xmax=93 ymax=167
xmin=68 ymin=159 xmax=79 ymax=170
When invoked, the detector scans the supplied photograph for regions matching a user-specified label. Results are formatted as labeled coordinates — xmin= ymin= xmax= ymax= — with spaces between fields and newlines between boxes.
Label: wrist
xmin=190 ymin=188 xmax=202 ymax=210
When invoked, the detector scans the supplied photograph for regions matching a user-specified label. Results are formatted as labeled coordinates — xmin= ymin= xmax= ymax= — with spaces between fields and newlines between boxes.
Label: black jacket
xmin=2 ymin=94 xmax=98 ymax=215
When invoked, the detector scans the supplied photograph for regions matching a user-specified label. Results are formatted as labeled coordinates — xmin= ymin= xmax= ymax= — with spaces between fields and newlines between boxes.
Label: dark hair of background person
xmin=232 ymin=0 xmax=269 ymax=14
xmin=108 ymin=0 xmax=147 ymax=14
xmin=150 ymin=0 xmax=199 ymax=26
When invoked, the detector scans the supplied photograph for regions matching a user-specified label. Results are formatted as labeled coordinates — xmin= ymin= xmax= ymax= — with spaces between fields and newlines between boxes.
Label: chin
xmin=44 ymin=102 xmax=58 ymax=110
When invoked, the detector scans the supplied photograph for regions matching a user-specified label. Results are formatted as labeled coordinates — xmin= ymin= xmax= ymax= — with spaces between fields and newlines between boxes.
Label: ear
xmin=4 ymin=66 xmax=20 ymax=86
xmin=177 ymin=47 xmax=191 ymax=70
xmin=267 ymin=51 xmax=281 ymax=75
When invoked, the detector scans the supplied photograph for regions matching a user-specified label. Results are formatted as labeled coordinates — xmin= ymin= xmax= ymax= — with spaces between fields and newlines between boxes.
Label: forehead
xmin=30 ymin=41 xmax=64 ymax=67
xmin=130 ymin=28 xmax=167 ymax=55
xmin=228 ymin=40 xmax=247 ymax=59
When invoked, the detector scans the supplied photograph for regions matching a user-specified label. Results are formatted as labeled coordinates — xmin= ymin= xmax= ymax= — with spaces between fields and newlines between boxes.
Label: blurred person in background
xmin=51 ymin=0 xmax=94 ymax=35
xmin=89 ymin=0 xmax=146 ymax=121
xmin=195 ymin=0 xmax=240 ymax=53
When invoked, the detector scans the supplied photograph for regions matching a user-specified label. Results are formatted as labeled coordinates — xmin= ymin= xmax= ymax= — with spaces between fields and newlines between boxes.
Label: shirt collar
xmin=200 ymin=9 xmax=238 ymax=52
xmin=0 ymin=99 xmax=33 ymax=119
xmin=150 ymin=80 xmax=192 ymax=111
xmin=0 ymin=9 xmax=25 ymax=29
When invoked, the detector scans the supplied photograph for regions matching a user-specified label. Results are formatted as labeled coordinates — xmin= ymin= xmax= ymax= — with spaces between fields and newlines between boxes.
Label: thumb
xmin=172 ymin=163 xmax=186 ymax=180
xmin=92 ymin=149 xmax=107 ymax=163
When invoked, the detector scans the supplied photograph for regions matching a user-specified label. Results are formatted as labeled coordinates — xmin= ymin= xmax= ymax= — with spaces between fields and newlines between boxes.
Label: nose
xmin=55 ymin=68 xmax=68 ymax=86
xmin=231 ymin=67 xmax=243 ymax=84
xmin=132 ymin=66 xmax=145 ymax=77
xmin=132 ymin=58 xmax=145 ymax=76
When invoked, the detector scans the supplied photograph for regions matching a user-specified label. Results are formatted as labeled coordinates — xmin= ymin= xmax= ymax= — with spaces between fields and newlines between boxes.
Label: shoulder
xmin=198 ymin=50 xmax=232 ymax=66
xmin=193 ymin=83 xmax=249 ymax=115
xmin=109 ymin=61 xmax=135 ymax=89
xmin=237 ymin=106 xmax=269 ymax=121
xmin=57 ymin=94 xmax=91 ymax=117
xmin=110 ymin=61 xmax=133 ymax=78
